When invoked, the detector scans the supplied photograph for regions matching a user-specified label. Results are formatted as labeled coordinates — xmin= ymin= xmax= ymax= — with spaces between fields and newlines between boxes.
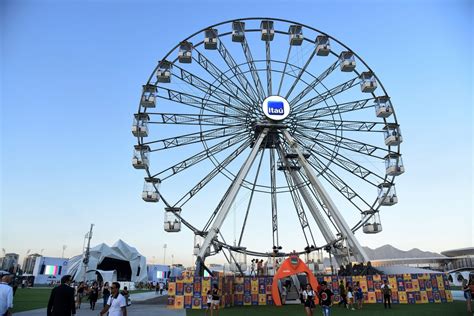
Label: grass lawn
xmin=11 ymin=287 xmax=154 ymax=312
xmin=186 ymin=302 xmax=468 ymax=316
xmin=12 ymin=288 xmax=52 ymax=313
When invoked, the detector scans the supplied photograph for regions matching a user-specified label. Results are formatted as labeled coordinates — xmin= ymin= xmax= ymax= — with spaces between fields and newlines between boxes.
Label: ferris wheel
xmin=132 ymin=18 xmax=404 ymax=274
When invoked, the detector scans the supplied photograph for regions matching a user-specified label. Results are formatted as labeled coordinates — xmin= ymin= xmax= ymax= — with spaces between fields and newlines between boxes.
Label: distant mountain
xmin=362 ymin=244 xmax=445 ymax=260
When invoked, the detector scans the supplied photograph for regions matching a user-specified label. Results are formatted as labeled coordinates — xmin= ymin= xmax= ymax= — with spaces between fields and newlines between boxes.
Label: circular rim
xmin=134 ymin=17 xmax=401 ymax=258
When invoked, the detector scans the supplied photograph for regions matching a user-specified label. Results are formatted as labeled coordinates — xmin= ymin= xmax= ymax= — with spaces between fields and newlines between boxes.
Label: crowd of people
xmin=337 ymin=261 xmax=380 ymax=276
xmin=249 ymin=258 xmax=283 ymax=276
xmin=43 ymin=275 xmax=130 ymax=316
xmin=73 ymin=280 xmax=131 ymax=310
xmin=295 ymin=279 xmax=365 ymax=316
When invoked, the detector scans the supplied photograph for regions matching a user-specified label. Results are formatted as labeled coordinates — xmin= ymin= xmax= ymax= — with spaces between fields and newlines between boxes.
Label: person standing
xmin=99 ymin=282 xmax=127 ymax=316
xmin=338 ymin=280 xmax=347 ymax=308
xmin=0 ymin=273 xmax=14 ymax=316
xmin=281 ymin=284 xmax=288 ymax=305
xmin=205 ymin=290 xmax=212 ymax=316
xmin=159 ymin=282 xmax=164 ymax=295
xmin=381 ymin=279 xmax=392 ymax=309
xmin=210 ymin=284 xmax=220 ymax=316
xmin=318 ymin=281 xmax=334 ymax=316
xmin=121 ymin=286 xmax=130 ymax=306
xmin=256 ymin=260 xmax=263 ymax=276
xmin=463 ymin=279 xmax=472 ymax=313
xmin=355 ymin=281 xmax=363 ymax=310
xmin=250 ymin=259 xmax=256 ymax=276
xmin=346 ymin=282 xmax=355 ymax=310
xmin=302 ymin=284 xmax=316 ymax=316
xmin=102 ymin=282 xmax=110 ymax=307
xmin=47 ymin=275 xmax=76 ymax=316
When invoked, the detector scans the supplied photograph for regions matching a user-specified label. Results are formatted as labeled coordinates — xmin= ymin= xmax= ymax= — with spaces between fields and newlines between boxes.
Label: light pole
xmin=163 ymin=244 xmax=167 ymax=265
xmin=62 ymin=245 xmax=67 ymax=258
xmin=171 ymin=254 xmax=174 ymax=266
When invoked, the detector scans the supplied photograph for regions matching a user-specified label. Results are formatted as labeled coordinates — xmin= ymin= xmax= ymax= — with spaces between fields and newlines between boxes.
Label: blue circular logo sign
xmin=262 ymin=96 xmax=290 ymax=121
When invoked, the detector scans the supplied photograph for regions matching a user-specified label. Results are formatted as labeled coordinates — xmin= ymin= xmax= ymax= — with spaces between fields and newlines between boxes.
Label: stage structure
xmin=67 ymin=240 xmax=147 ymax=283
xmin=132 ymin=18 xmax=404 ymax=275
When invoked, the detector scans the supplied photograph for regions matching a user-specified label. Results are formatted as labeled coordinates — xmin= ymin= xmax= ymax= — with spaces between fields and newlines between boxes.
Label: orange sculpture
xmin=271 ymin=253 xmax=319 ymax=306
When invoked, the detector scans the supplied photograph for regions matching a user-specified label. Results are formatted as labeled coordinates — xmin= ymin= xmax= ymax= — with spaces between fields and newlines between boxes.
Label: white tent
xmin=67 ymin=239 xmax=147 ymax=283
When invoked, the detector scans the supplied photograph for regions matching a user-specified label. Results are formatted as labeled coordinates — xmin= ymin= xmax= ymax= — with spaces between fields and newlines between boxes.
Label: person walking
xmin=99 ymin=282 xmax=127 ymax=316
xmin=76 ymin=282 xmax=85 ymax=309
xmin=318 ymin=281 xmax=334 ymax=316
xmin=463 ymin=279 xmax=472 ymax=313
xmin=381 ymin=279 xmax=392 ymax=309
xmin=102 ymin=282 xmax=110 ymax=307
xmin=88 ymin=282 xmax=99 ymax=310
xmin=338 ymin=280 xmax=347 ymax=308
xmin=210 ymin=283 xmax=220 ymax=316
xmin=0 ymin=273 xmax=14 ymax=316
xmin=302 ymin=284 xmax=316 ymax=316
xmin=47 ymin=275 xmax=76 ymax=316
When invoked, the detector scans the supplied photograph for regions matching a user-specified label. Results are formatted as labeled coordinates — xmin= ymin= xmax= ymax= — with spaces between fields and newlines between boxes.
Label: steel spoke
xmin=294 ymin=128 xmax=389 ymax=159
xmin=303 ymin=153 xmax=373 ymax=212
xmin=277 ymin=45 xmax=292 ymax=96
xmin=296 ymin=98 xmax=376 ymax=119
xmin=296 ymin=119 xmax=386 ymax=132
xmin=202 ymin=185 xmax=232 ymax=233
xmin=144 ymin=126 xmax=247 ymax=151
xmin=289 ymin=59 xmax=340 ymax=106
xmin=172 ymin=65 xmax=252 ymax=113
xmin=265 ymin=40 xmax=272 ymax=97
xmin=284 ymin=43 xmax=318 ymax=99
xmin=148 ymin=113 xmax=245 ymax=126
xmin=152 ymin=133 xmax=248 ymax=180
xmin=156 ymin=86 xmax=244 ymax=116
xmin=276 ymin=144 xmax=316 ymax=248
xmin=216 ymin=37 xmax=260 ymax=103
xmin=294 ymin=135 xmax=384 ymax=187
xmin=240 ymin=37 xmax=266 ymax=101
xmin=238 ymin=147 xmax=265 ymax=247
xmin=175 ymin=139 xmax=252 ymax=207
xmin=293 ymin=77 xmax=360 ymax=113
xmin=193 ymin=48 xmax=255 ymax=106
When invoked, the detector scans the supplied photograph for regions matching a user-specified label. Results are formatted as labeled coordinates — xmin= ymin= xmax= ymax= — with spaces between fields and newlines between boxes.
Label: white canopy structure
xmin=67 ymin=240 xmax=147 ymax=283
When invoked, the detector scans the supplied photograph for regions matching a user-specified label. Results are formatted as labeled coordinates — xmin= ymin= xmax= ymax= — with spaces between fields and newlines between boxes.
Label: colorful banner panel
xmin=167 ymin=274 xmax=453 ymax=309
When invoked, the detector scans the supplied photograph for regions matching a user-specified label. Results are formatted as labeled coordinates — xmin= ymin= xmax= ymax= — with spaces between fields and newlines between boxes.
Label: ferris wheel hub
xmin=262 ymin=95 xmax=290 ymax=121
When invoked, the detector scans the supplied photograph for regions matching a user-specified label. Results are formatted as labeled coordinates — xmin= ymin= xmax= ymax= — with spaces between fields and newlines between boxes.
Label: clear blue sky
xmin=1 ymin=0 xmax=472 ymax=266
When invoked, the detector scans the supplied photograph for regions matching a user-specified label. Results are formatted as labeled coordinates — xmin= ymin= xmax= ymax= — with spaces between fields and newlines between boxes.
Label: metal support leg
xmin=196 ymin=128 xmax=269 ymax=261
xmin=290 ymin=171 xmax=346 ymax=266
xmin=282 ymin=130 xmax=369 ymax=263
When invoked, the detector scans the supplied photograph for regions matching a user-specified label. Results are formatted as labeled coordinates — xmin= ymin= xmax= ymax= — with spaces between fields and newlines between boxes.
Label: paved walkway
xmin=451 ymin=290 xmax=463 ymax=301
